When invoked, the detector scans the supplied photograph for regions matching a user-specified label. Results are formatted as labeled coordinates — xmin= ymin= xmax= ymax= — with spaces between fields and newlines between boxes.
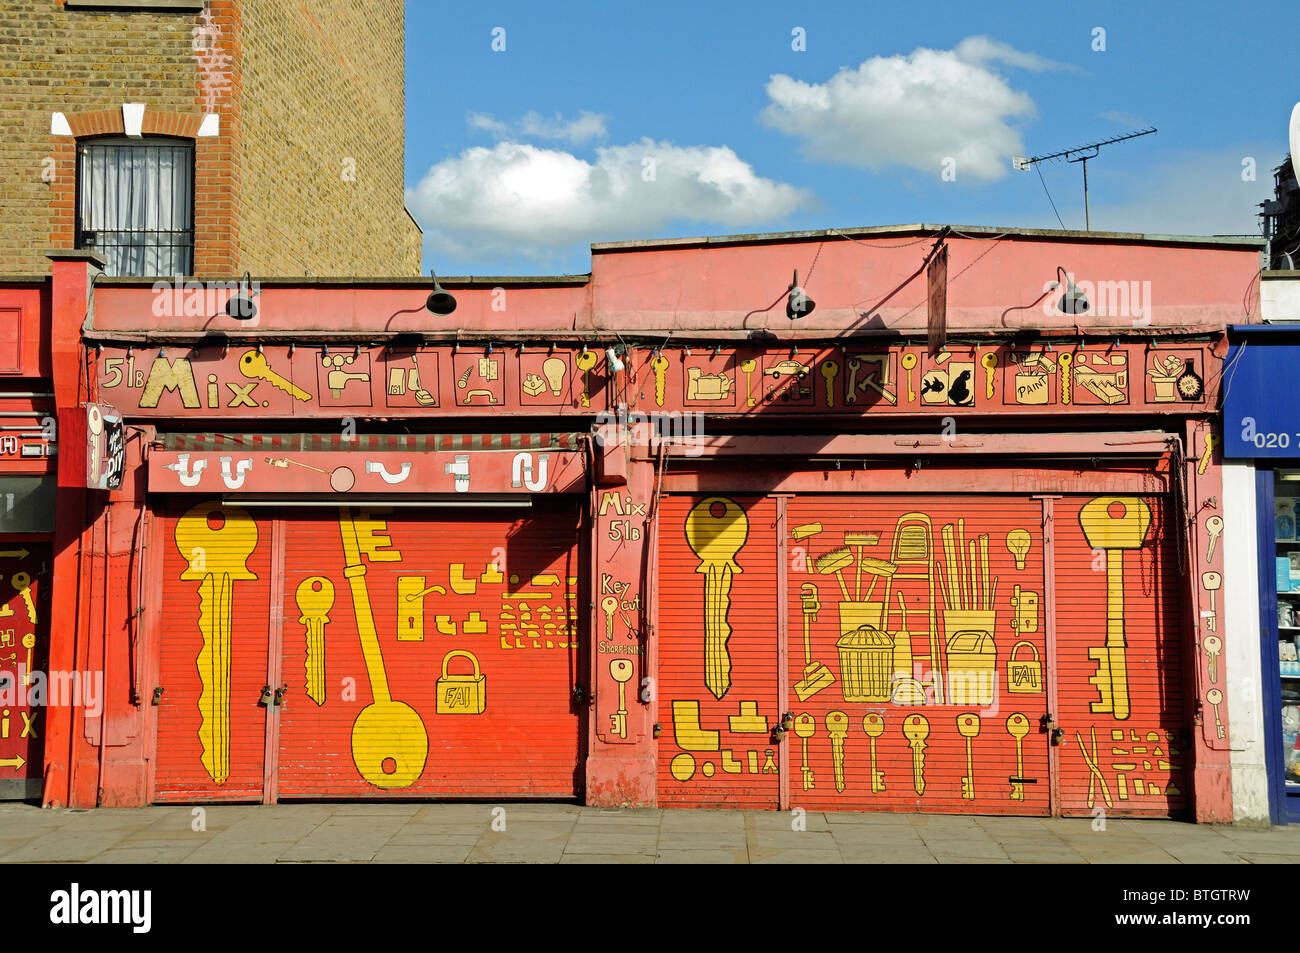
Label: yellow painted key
xmin=1079 ymin=496 xmax=1151 ymax=721
xmin=296 ymin=576 xmax=334 ymax=706
xmin=239 ymin=349 xmax=311 ymax=401
xmin=10 ymin=572 xmax=36 ymax=624
xmin=685 ymin=497 xmax=748 ymax=700
xmin=175 ymin=502 xmax=259 ymax=785
xmin=575 ymin=350 xmax=600 ymax=407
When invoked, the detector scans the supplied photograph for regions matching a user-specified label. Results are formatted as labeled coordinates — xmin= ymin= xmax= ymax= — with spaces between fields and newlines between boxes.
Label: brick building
xmin=0 ymin=0 xmax=420 ymax=278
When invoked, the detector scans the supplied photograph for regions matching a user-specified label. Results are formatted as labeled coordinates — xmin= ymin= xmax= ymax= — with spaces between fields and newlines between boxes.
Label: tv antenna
xmin=1013 ymin=127 xmax=1157 ymax=230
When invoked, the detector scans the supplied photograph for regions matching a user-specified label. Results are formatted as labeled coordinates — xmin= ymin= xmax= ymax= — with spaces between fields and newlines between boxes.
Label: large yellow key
xmin=1079 ymin=496 xmax=1151 ymax=721
xmin=296 ymin=576 xmax=334 ymax=706
xmin=174 ymin=502 xmax=259 ymax=785
xmin=685 ymin=497 xmax=748 ymax=700
xmin=239 ymin=349 xmax=311 ymax=401
xmin=339 ymin=506 xmax=428 ymax=788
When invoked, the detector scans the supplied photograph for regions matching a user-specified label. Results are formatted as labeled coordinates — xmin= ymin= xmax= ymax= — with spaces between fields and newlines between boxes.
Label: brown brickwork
xmin=0 ymin=0 xmax=419 ymax=278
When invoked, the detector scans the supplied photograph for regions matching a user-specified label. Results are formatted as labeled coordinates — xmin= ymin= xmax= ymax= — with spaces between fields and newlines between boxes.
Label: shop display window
xmin=1275 ymin=471 xmax=1300 ymax=789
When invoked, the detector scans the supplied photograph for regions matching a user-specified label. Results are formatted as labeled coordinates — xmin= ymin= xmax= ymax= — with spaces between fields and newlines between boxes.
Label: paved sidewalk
xmin=1 ymin=802 xmax=1297 ymax=863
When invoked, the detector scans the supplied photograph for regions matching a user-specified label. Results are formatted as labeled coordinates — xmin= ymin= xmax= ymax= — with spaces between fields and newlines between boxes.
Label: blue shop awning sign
xmin=1224 ymin=336 xmax=1300 ymax=458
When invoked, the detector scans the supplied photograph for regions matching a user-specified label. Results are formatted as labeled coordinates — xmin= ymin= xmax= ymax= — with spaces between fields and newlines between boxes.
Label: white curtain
xmin=78 ymin=138 xmax=193 ymax=277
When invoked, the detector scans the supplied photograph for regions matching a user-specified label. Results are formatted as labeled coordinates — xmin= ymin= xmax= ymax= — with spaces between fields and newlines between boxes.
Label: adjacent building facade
xmin=0 ymin=0 xmax=420 ymax=800
xmin=0 ymin=0 xmax=420 ymax=278
xmin=9 ymin=225 xmax=1262 ymax=822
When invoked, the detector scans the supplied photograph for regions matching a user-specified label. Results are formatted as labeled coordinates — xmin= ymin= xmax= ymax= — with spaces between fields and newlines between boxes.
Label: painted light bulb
xmin=1006 ymin=529 xmax=1031 ymax=571
xmin=542 ymin=357 xmax=566 ymax=396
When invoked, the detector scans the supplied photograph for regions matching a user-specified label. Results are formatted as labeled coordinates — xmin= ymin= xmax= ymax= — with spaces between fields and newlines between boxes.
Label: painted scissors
xmin=1076 ymin=725 xmax=1114 ymax=809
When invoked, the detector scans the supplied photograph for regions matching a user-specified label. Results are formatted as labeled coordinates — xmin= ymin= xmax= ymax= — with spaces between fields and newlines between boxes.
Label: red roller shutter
xmin=155 ymin=501 xmax=271 ymax=802
xmin=1054 ymin=494 xmax=1188 ymax=818
xmin=783 ymin=496 xmax=1051 ymax=816
xmin=656 ymin=496 xmax=782 ymax=808
xmin=275 ymin=503 xmax=582 ymax=798
xmin=154 ymin=499 xmax=583 ymax=802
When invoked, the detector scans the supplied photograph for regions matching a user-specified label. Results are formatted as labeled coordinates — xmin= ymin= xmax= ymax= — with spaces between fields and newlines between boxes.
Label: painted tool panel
xmin=0 ymin=544 xmax=50 ymax=797
xmin=784 ymin=497 xmax=1050 ymax=815
xmin=1054 ymin=495 xmax=1187 ymax=818
xmin=155 ymin=502 xmax=271 ymax=802
xmin=275 ymin=505 xmax=582 ymax=798
xmin=657 ymin=496 xmax=781 ymax=808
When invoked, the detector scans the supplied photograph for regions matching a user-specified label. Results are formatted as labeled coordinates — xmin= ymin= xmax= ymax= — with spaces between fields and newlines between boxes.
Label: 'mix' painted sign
xmin=96 ymin=342 xmax=1213 ymax=419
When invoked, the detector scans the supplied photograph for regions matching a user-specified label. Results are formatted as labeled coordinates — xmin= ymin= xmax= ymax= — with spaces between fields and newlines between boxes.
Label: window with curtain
xmin=76 ymin=137 xmax=195 ymax=277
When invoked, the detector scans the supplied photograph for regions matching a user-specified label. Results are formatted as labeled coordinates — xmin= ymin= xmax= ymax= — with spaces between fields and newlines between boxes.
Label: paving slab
xmin=752 ymin=849 xmax=844 ymax=864
xmin=659 ymin=810 xmax=747 ymax=831
xmin=654 ymin=848 xmax=749 ymax=863
xmin=371 ymin=845 xmax=474 ymax=863
xmin=465 ymin=845 xmax=567 ymax=863
xmin=837 ymin=846 xmax=938 ymax=864
xmin=751 ymin=830 xmax=838 ymax=850
xmin=1236 ymin=852 xmax=1300 ymax=864
xmin=88 ymin=846 xmax=202 ymax=864
xmin=0 ymin=830 xmax=131 ymax=862
xmin=656 ymin=832 xmax=748 ymax=850
xmin=560 ymin=853 xmax=656 ymax=864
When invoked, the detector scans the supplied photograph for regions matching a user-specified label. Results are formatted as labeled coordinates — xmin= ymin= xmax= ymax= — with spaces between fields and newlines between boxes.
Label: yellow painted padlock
xmin=436 ymin=650 xmax=486 ymax=714
xmin=1006 ymin=641 xmax=1043 ymax=694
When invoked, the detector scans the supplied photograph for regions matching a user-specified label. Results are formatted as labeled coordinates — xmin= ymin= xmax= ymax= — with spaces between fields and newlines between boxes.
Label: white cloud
xmin=762 ymin=36 xmax=1065 ymax=182
xmin=1097 ymin=110 xmax=1149 ymax=128
xmin=406 ymin=139 xmax=811 ymax=260
xmin=467 ymin=112 xmax=509 ymax=136
xmin=954 ymin=35 xmax=1079 ymax=73
xmin=467 ymin=110 xmax=608 ymax=144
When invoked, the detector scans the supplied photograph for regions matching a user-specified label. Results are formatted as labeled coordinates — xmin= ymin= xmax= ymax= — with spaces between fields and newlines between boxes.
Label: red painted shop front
xmin=144 ymin=438 xmax=588 ymax=802
xmin=38 ymin=235 xmax=1250 ymax=819
xmin=654 ymin=452 xmax=1193 ymax=818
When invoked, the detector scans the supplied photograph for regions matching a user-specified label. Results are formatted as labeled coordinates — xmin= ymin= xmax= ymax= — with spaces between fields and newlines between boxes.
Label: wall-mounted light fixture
xmin=1052 ymin=266 xmax=1089 ymax=315
xmin=425 ymin=270 xmax=457 ymax=316
xmin=787 ymin=269 xmax=816 ymax=320
xmin=225 ymin=271 xmax=259 ymax=321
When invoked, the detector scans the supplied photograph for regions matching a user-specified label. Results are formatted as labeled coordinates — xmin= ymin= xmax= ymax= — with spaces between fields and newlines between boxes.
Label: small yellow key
xmin=651 ymin=353 xmax=669 ymax=406
xmin=239 ymin=350 xmax=311 ymax=401
xmin=575 ymin=350 xmax=599 ymax=408
xmin=980 ymin=352 xmax=997 ymax=400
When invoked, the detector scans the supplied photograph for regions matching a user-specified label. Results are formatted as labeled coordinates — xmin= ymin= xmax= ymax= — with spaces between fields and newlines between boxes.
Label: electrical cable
xmin=1035 ymin=164 xmax=1067 ymax=230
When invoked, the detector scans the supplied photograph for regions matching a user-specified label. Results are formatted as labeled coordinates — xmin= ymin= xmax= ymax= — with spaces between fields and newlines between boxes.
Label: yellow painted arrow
xmin=0 ymin=755 xmax=26 ymax=771
xmin=0 ymin=549 xmax=30 ymax=560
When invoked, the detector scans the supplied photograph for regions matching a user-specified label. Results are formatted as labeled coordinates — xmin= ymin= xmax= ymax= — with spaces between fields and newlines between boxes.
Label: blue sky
xmin=404 ymin=0 xmax=1295 ymax=276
